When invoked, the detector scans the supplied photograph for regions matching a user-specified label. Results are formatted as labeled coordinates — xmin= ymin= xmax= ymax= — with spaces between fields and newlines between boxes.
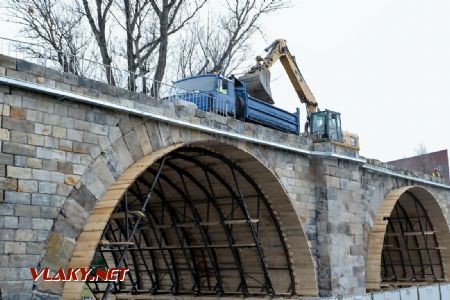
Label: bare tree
xmin=149 ymin=0 xmax=207 ymax=87
xmin=414 ymin=143 xmax=428 ymax=156
xmin=4 ymin=0 xmax=89 ymax=75
xmin=111 ymin=0 xmax=207 ymax=93
xmin=176 ymin=0 xmax=289 ymax=77
xmin=80 ymin=0 xmax=116 ymax=84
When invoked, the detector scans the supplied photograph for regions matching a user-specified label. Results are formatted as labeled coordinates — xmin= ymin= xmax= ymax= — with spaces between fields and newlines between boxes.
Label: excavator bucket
xmin=239 ymin=68 xmax=274 ymax=104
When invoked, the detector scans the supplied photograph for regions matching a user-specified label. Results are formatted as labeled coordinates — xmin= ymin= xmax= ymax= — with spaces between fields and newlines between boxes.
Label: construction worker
xmin=432 ymin=168 xmax=441 ymax=177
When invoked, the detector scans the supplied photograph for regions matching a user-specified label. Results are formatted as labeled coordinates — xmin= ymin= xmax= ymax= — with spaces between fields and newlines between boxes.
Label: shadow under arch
xmin=62 ymin=141 xmax=318 ymax=299
xmin=366 ymin=185 xmax=450 ymax=291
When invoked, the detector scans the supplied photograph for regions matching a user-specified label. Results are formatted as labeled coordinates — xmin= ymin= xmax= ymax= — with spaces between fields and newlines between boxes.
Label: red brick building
xmin=388 ymin=149 xmax=449 ymax=180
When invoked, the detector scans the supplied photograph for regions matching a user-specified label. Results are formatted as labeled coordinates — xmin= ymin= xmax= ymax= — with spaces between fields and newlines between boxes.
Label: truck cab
xmin=172 ymin=74 xmax=235 ymax=116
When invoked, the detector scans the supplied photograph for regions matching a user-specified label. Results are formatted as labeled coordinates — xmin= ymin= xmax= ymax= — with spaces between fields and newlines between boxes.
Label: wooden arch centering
xmin=61 ymin=142 xmax=318 ymax=299
xmin=366 ymin=185 xmax=450 ymax=290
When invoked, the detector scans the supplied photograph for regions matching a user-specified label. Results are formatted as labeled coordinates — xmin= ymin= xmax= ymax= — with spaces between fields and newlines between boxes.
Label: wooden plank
xmin=385 ymin=231 xmax=437 ymax=237
xmin=110 ymin=211 xmax=145 ymax=219
xmin=98 ymin=240 xmax=134 ymax=246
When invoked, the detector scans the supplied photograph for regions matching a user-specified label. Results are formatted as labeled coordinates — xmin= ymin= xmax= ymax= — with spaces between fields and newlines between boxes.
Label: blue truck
xmin=170 ymin=74 xmax=301 ymax=135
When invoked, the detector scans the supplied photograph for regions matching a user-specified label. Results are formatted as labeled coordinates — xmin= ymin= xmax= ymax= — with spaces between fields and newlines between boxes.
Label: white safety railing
xmin=319 ymin=283 xmax=450 ymax=300
xmin=0 ymin=37 xmax=230 ymax=116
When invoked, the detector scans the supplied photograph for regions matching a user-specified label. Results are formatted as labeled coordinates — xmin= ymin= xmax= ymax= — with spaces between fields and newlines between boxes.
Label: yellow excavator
xmin=240 ymin=39 xmax=359 ymax=150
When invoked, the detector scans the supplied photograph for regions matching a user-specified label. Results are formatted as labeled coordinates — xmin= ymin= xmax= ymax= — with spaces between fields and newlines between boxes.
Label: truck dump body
xmin=171 ymin=74 xmax=300 ymax=135
xmin=243 ymin=95 xmax=300 ymax=135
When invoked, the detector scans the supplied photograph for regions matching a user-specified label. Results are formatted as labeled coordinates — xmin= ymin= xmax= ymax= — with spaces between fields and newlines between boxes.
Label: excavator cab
xmin=309 ymin=110 xmax=343 ymax=142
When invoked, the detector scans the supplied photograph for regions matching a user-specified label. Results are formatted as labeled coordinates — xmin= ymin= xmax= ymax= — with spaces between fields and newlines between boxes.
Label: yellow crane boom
xmin=257 ymin=39 xmax=318 ymax=115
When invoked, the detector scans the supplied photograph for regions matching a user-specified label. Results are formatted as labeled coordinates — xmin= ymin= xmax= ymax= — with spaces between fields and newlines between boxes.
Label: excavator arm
xmin=242 ymin=39 xmax=318 ymax=115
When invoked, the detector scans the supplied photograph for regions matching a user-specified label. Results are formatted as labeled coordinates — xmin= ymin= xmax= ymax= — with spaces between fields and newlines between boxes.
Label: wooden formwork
xmin=62 ymin=143 xmax=318 ymax=299
xmin=366 ymin=186 xmax=450 ymax=291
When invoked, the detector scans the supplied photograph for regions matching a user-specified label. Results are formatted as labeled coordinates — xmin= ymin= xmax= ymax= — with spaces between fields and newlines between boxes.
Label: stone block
xmin=10 ymin=130 xmax=27 ymax=143
xmin=0 ymin=203 xmax=14 ymax=215
xmin=68 ymin=107 xmax=85 ymax=120
xmin=26 ymin=158 xmax=42 ymax=169
xmin=90 ymin=123 xmax=108 ymax=135
xmin=57 ymin=161 xmax=73 ymax=174
xmin=9 ymin=254 xmax=40 ymax=267
xmin=64 ymin=175 xmax=79 ymax=186
xmin=40 ymin=206 xmax=59 ymax=218
xmin=2 ymin=104 xmax=10 ymax=116
xmin=18 ymin=180 xmax=38 ymax=193
xmin=26 ymin=242 xmax=45 ymax=255
xmin=36 ymin=99 xmax=54 ymax=113
xmin=56 ymin=183 xmax=72 ymax=196
xmin=2 ymin=117 xmax=34 ymax=133
xmin=38 ymin=182 xmax=57 ymax=194
xmin=4 ymin=216 xmax=18 ymax=228
xmin=83 ymin=132 xmax=98 ymax=144
xmin=36 ymin=147 xmax=65 ymax=161
xmin=0 ymin=267 xmax=20 ymax=280
xmin=111 ymin=137 xmax=134 ymax=170
xmin=31 ymin=194 xmax=50 ymax=206
xmin=108 ymin=126 xmax=122 ymax=143
xmin=3 ymin=141 xmax=36 ymax=156
xmin=14 ymin=156 xmax=28 ymax=168
xmin=44 ymin=136 xmax=59 ymax=148
xmin=18 ymin=217 xmax=32 ymax=229
xmin=7 ymin=166 xmax=32 ymax=180
xmin=44 ymin=112 xmax=61 ymax=126
xmin=32 ymin=169 xmax=64 ymax=183
xmin=0 ymin=229 xmax=15 ymax=240
xmin=72 ymin=164 xmax=87 ymax=175
xmin=124 ymin=130 xmax=143 ymax=161
xmin=134 ymin=124 xmax=152 ymax=155
xmin=37 ymin=230 xmax=50 ymax=242
xmin=27 ymin=133 xmax=45 ymax=146
xmin=10 ymin=106 xmax=25 ymax=119
xmin=68 ymin=184 xmax=96 ymax=212
xmin=15 ymin=204 xmax=40 ymax=217
xmin=31 ymin=218 xmax=53 ymax=230
xmin=14 ymin=155 xmax=28 ymax=168
xmin=42 ymin=159 xmax=57 ymax=171
xmin=0 ymin=176 xmax=18 ymax=190
xmin=15 ymin=229 xmax=37 ymax=241
xmin=72 ymin=141 xmax=90 ymax=154
xmin=5 ymin=95 xmax=23 ymax=109
xmin=0 ymin=128 xmax=10 ymax=141
xmin=79 ymin=170 xmax=105 ymax=200
xmin=52 ymin=126 xmax=66 ymax=139
xmin=5 ymin=191 xmax=31 ymax=204
xmin=26 ymin=109 xmax=44 ymax=122
xmin=51 ymin=195 xmax=65 ymax=208
xmin=0 ymin=54 xmax=17 ymax=69
xmin=0 ymin=153 xmax=13 ymax=165
xmin=59 ymin=139 xmax=72 ymax=151
xmin=4 ymin=241 xmax=25 ymax=254
xmin=67 ymin=128 xmax=83 ymax=142
xmin=34 ymin=123 xmax=52 ymax=136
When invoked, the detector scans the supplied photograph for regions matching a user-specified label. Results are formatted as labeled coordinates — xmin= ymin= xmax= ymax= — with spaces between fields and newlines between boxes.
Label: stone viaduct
xmin=0 ymin=55 xmax=449 ymax=300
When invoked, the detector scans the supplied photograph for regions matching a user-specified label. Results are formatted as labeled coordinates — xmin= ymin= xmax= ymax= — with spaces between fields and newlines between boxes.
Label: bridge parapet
xmin=0 ymin=54 xmax=316 ymax=151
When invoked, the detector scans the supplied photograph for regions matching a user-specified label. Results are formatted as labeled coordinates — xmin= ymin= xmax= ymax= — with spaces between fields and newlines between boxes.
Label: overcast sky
xmin=0 ymin=0 xmax=449 ymax=162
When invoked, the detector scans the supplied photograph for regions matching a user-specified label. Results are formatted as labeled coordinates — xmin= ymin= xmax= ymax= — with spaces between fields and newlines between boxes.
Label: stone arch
xmin=366 ymin=185 xmax=450 ymax=290
xmin=55 ymin=141 xmax=317 ymax=299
